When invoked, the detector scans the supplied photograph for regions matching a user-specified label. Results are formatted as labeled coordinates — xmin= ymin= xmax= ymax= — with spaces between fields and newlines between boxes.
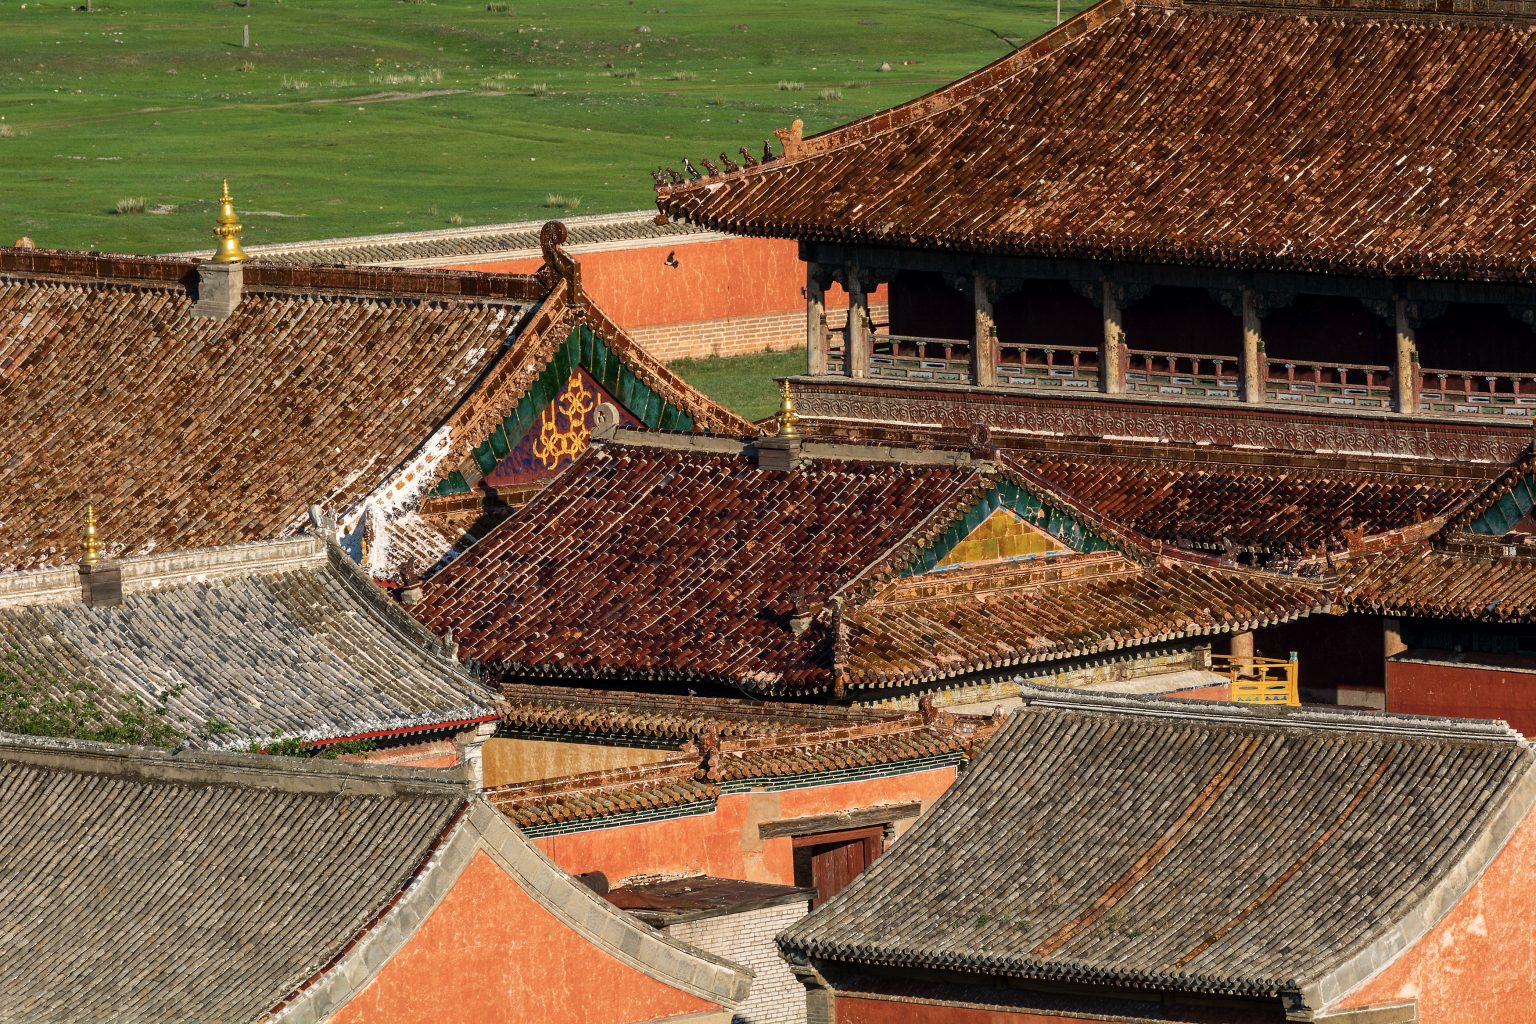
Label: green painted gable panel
xmin=902 ymin=480 xmax=1118 ymax=577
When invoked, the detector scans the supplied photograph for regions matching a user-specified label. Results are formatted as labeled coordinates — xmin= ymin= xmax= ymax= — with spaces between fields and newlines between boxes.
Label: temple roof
xmin=1008 ymin=439 xmax=1493 ymax=558
xmin=220 ymin=209 xmax=711 ymax=268
xmin=413 ymin=433 xmax=1324 ymax=695
xmin=1338 ymin=535 xmax=1536 ymax=623
xmin=781 ymin=688 xmax=1536 ymax=1014
xmin=0 ymin=244 xmax=744 ymax=574
xmin=488 ymin=688 xmax=980 ymax=835
xmin=0 ymin=535 xmax=493 ymax=749
xmin=842 ymin=553 xmax=1325 ymax=691
xmin=659 ymin=0 xmax=1536 ymax=281
xmin=0 ymin=734 xmax=468 ymax=1024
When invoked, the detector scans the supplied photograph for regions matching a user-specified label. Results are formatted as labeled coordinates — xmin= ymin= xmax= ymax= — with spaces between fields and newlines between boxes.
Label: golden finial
xmin=776 ymin=379 xmax=800 ymax=439
xmin=212 ymin=178 xmax=247 ymax=264
xmin=80 ymin=505 xmax=102 ymax=567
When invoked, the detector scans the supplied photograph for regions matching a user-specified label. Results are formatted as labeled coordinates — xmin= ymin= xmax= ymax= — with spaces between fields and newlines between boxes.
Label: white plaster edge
xmin=1303 ymin=748 xmax=1536 ymax=1015
xmin=0 ymin=536 xmax=326 ymax=607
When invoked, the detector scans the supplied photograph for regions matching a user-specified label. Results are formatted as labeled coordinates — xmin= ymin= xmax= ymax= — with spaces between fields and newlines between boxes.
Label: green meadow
xmin=0 ymin=0 xmax=1089 ymax=254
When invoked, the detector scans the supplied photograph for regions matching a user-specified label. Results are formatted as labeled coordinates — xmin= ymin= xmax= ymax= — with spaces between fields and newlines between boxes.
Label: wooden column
xmin=805 ymin=262 xmax=828 ymax=376
xmin=1100 ymin=280 xmax=1126 ymax=395
xmin=1394 ymin=298 xmax=1419 ymax=414
xmin=973 ymin=274 xmax=997 ymax=388
xmin=846 ymin=265 xmax=870 ymax=379
xmin=1241 ymin=287 xmax=1265 ymax=405
xmin=1229 ymin=630 xmax=1256 ymax=673
xmin=1383 ymin=617 xmax=1407 ymax=659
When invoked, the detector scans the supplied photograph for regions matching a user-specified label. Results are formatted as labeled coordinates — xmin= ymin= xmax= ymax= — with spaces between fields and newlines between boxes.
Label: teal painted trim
xmin=1470 ymin=474 xmax=1536 ymax=535
xmin=902 ymin=480 xmax=1117 ymax=578
xmin=716 ymin=753 xmax=963 ymax=795
xmin=432 ymin=470 xmax=471 ymax=498
xmin=518 ymin=799 xmax=717 ymax=838
xmin=430 ymin=325 xmax=698 ymax=498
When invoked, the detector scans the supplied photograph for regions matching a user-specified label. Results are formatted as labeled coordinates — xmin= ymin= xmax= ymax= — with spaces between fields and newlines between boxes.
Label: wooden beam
xmin=759 ymin=801 xmax=922 ymax=840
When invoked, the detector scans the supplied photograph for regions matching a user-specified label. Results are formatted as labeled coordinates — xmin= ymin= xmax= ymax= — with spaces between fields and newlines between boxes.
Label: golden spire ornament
xmin=80 ymin=505 xmax=102 ymax=567
xmin=775 ymin=379 xmax=800 ymax=438
xmin=212 ymin=179 xmax=247 ymax=264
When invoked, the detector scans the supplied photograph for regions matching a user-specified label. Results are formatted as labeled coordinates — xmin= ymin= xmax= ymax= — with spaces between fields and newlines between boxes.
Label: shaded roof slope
xmin=0 ymin=535 xmax=493 ymax=749
xmin=413 ymin=437 xmax=978 ymax=693
xmin=782 ymin=689 xmax=1536 ymax=1014
xmin=0 ymin=734 xmax=467 ymax=1024
xmin=659 ymin=0 xmax=1536 ymax=281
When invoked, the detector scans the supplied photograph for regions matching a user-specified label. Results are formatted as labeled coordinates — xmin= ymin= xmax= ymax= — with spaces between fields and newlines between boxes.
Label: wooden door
xmin=793 ymin=825 xmax=885 ymax=907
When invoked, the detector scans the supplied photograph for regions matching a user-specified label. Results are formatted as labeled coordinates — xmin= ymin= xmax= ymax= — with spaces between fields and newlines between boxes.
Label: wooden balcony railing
xmin=865 ymin=333 xmax=972 ymax=383
xmin=1127 ymin=350 xmax=1239 ymax=400
xmin=1419 ymin=367 xmax=1536 ymax=419
xmin=996 ymin=341 xmax=1100 ymax=390
xmin=1266 ymin=359 xmax=1393 ymax=410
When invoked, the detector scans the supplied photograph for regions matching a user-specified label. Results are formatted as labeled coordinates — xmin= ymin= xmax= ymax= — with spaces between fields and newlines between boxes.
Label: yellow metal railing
xmin=1212 ymin=652 xmax=1299 ymax=706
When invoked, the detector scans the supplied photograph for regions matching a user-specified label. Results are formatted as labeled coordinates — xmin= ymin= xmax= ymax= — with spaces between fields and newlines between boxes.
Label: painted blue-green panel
xmin=902 ymin=480 xmax=1118 ymax=577
xmin=1470 ymin=474 xmax=1536 ymax=535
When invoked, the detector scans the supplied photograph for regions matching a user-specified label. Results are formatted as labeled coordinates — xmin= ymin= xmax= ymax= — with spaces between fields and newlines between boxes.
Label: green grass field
xmin=0 ymin=0 xmax=1089 ymax=254
xmin=671 ymin=348 xmax=803 ymax=421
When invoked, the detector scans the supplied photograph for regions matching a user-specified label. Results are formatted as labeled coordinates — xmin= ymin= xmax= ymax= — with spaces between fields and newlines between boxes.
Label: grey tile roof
xmin=214 ymin=210 xmax=710 ymax=267
xmin=0 ymin=537 xmax=494 ymax=748
xmin=781 ymin=689 xmax=1536 ymax=1012
xmin=0 ymin=733 xmax=467 ymax=1024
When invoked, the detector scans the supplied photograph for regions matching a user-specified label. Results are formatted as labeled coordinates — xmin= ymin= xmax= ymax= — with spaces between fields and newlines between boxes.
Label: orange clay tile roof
xmin=0 ymin=247 xmax=745 ymax=572
xmin=486 ymin=706 xmax=970 ymax=833
xmin=840 ymin=551 xmax=1326 ymax=692
xmin=1337 ymin=535 xmax=1536 ymax=622
xmin=415 ymin=437 xmax=1330 ymax=695
xmin=499 ymin=683 xmax=920 ymax=743
xmin=412 ymin=440 xmax=981 ymax=695
xmin=1006 ymin=440 xmax=1494 ymax=559
xmin=658 ymin=0 xmax=1536 ymax=281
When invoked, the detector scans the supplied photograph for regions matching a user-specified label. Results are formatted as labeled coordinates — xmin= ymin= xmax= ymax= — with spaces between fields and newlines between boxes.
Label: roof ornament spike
xmin=762 ymin=140 xmax=776 ymax=163
xmin=667 ymin=167 xmax=684 ymax=186
xmin=212 ymin=178 xmax=247 ymax=264
xmin=739 ymin=146 xmax=758 ymax=168
xmin=720 ymin=152 xmax=740 ymax=173
xmin=651 ymin=167 xmax=667 ymax=188
xmin=775 ymin=379 xmax=800 ymax=439
xmin=682 ymin=157 xmax=702 ymax=181
xmin=80 ymin=505 xmax=102 ymax=567
xmin=701 ymin=157 xmax=721 ymax=177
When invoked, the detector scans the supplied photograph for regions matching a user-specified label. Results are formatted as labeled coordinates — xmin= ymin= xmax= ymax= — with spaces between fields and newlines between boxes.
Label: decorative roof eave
xmin=1439 ymin=442 xmax=1536 ymax=538
xmin=838 ymin=591 xmax=1329 ymax=693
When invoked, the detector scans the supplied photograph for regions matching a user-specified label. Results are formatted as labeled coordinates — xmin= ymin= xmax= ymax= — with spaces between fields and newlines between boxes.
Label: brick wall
xmin=630 ymin=304 xmax=888 ymax=364
xmin=668 ymin=900 xmax=812 ymax=1024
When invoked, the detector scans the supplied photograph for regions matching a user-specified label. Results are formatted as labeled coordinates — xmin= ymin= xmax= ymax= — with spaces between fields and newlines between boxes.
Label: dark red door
xmin=793 ymin=825 xmax=885 ymax=907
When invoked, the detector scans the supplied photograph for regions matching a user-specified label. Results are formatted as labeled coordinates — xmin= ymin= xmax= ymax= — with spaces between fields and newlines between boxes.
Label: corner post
xmin=1241 ymin=287 xmax=1265 ymax=404
xmin=973 ymin=273 xmax=997 ymax=388
xmin=846 ymin=264 xmax=870 ymax=379
xmin=1100 ymin=279 xmax=1126 ymax=395
xmin=1394 ymin=298 xmax=1419 ymax=414
xmin=806 ymin=261 xmax=829 ymax=376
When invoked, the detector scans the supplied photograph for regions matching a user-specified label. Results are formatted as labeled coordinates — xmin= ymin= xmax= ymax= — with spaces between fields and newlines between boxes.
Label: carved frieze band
xmin=793 ymin=386 xmax=1528 ymax=463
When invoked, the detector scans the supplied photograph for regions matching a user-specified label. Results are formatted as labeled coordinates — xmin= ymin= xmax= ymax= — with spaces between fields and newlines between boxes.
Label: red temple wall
xmin=1333 ymin=802 xmax=1536 ymax=1021
xmin=454 ymin=235 xmax=887 ymax=363
xmin=331 ymin=850 xmax=717 ymax=1024
xmin=1386 ymin=659 xmax=1536 ymax=736
xmin=533 ymin=767 xmax=956 ymax=886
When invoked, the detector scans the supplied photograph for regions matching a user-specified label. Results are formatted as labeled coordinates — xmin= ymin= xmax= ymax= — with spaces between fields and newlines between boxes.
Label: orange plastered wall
xmin=456 ymin=236 xmax=885 ymax=328
xmin=331 ymin=850 xmax=717 ymax=1024
xmin=1332 ymin=801 xmax=1536 ymax=1020
xmin=534 ymin=767 xmax=956 ymax=886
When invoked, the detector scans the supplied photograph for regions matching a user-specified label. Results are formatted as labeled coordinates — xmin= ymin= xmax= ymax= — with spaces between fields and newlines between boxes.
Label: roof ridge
xmin=1019 ymin=684 xmax=1530 ymax=744
xmin=0 ymin=729 xmax=471 ymax=796
xmin=0 ymin=245 xmax=549 ymax=303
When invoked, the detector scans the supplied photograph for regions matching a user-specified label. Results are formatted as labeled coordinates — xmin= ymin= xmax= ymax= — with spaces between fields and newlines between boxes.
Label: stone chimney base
xmin=192 ymin=262 xmax=243 ymax=320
